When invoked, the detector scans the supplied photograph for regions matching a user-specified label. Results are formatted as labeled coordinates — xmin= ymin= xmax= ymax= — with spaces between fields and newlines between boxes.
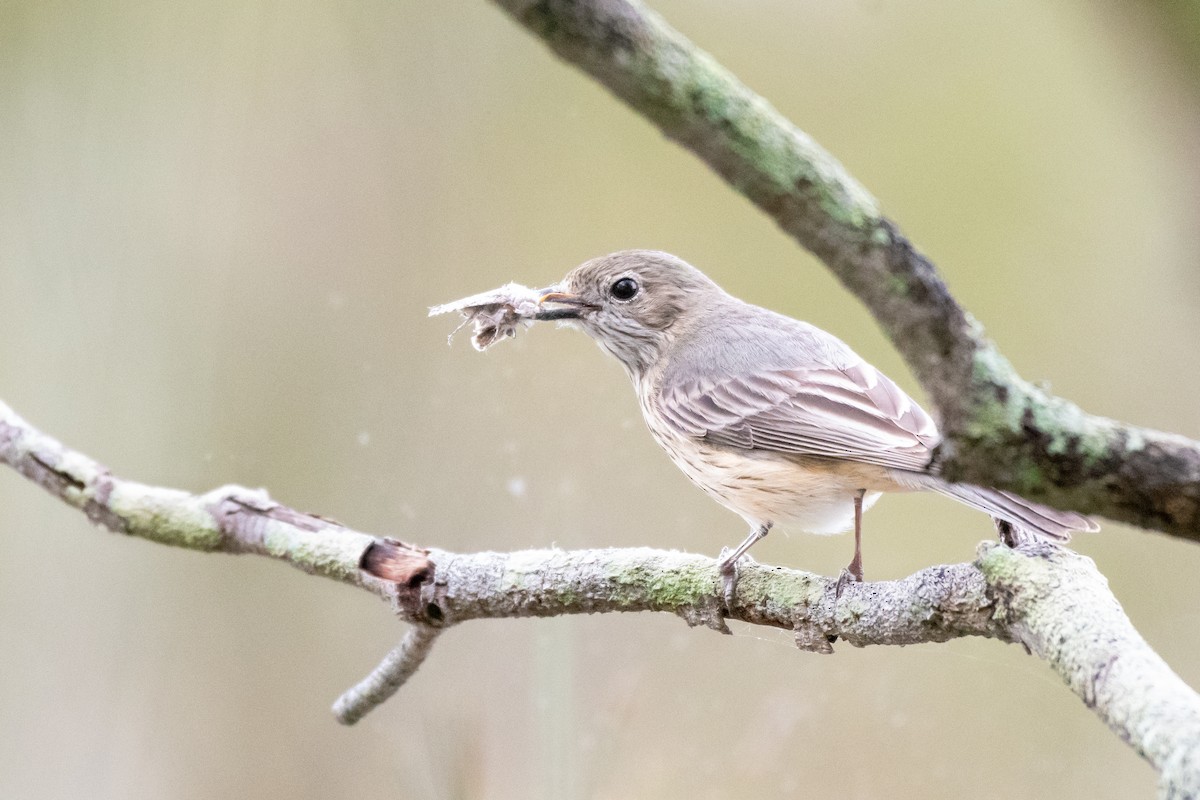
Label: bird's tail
xmin=901 ymin=474 xmax=1099 ymax=541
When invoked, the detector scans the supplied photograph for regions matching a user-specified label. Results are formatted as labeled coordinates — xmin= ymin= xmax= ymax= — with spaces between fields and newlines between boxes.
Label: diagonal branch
xmin=2 ymin=396 xmax=1198 ymax=795
xmin=332 ymin=624 xmax=443 ymax=725
xmin=0 ymin=400 xmax=432 ymax=596
xmin=488 ymin=0 xmax=1200 ymax=541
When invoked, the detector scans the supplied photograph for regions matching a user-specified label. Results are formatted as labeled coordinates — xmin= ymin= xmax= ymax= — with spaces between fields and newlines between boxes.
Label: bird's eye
xmin=610 ymin=277 xmax=639 ymax=301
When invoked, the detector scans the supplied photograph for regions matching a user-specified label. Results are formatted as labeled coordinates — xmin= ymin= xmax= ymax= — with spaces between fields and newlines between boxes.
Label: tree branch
xmin=3 ymin=397 xmax=1198 ymax=794
xmin=332 ymin=625 xmax=443 ymax=725
xmin=0 ymin=399 xmax=432 ymax=595
xmin=488 ymin=0 xmax=1200 ymax=541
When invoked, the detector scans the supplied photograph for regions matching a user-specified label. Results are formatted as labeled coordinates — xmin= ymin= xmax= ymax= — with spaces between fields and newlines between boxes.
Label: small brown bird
xmin=533 ymin=250 xmax=1097 ymax=599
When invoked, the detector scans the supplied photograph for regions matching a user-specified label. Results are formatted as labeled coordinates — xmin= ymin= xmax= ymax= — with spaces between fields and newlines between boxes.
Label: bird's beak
xmin=534 ymin=287 xmax=595 ymax=321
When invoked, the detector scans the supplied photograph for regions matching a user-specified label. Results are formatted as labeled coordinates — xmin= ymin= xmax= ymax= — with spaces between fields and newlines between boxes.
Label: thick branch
xmin=978 ymin=544 xmax=1200 ymax=798
xmin=2 ymin=398 xmax=1198 ymax=793
xmin=488 ymin=0 xmax=1200 ymax=540
xmin=388 ymin=542 xmax=1005 ymax=647
xmin=373 ymin=539 xmax=1200 ymax=796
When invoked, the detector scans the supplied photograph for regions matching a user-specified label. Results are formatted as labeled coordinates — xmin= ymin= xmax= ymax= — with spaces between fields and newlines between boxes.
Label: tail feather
xmin=901 ymin=474 xmax=1099 ymax=541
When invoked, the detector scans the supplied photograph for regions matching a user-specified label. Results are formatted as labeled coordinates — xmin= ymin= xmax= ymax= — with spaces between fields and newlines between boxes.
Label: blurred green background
xmin=3 ymin=1 xmax=1199 ymax=798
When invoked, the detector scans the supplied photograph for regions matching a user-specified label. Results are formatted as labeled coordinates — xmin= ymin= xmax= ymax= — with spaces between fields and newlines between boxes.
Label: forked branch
xmin=2 ymin=399 xmax=1197 ymax=795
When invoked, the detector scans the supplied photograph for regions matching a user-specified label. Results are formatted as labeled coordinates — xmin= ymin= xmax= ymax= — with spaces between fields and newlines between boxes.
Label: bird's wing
xmin=656 ymin=362 xmax=939 ymax=472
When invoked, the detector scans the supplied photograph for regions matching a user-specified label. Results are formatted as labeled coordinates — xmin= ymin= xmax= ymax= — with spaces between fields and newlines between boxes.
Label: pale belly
xmin=668 ymin=437 xmax=885 ymax=534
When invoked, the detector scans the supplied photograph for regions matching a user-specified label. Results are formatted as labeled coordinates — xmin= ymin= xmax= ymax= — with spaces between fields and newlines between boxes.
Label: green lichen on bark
xmin=736 ymin=564 xmax=823 ymax=613
xmin=609 ymin=552 xmax=712 ymax=610
xmin=976 ymin=540 xmax=1200 ymax=796
xmin=260 ymin=523 xmax=371 ymax=584
xmin=134 ymin=506 xmax=220 ymax=550
xmin=974 ymin=540 xmax=1045 ymax=595
xmin=109 ymin=486 xmax=225 ymax=551
xmin=497 ymin=0 xmax=1200 ymax=538
xmin=949 ymin=346 xmax=1136 ymax=503
xmin=510 ymin=0 xmax=879 ymax=231
xmin=643 ymin=565 xmax=712 ymax=610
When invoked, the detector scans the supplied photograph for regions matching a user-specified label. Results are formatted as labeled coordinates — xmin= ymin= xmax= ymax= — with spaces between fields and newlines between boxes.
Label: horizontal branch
xmin=3 ymin=396 xmax=1198 ymax=795
xmin=375 ymin=541 xmax=1006 ymax=647
xmin=489 ymin=0 xmax=1200 ymax=541
xmin=366 ymin=539 xmax=1200 ymax=797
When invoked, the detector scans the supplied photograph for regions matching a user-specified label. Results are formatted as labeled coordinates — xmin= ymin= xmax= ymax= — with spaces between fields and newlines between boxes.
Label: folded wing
xmin=656 ymin=361 xmax=939 ymax=472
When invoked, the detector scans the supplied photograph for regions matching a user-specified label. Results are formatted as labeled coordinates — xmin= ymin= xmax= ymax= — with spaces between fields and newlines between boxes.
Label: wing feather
xmin=657 ymin=364 xmax=939 ymax=472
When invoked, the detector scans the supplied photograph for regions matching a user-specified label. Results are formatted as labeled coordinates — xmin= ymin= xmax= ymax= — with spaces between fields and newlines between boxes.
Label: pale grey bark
xmin=2 ymin=398 xmax=1197 ymax=794
xmin=332 ymin=625 xmax=443 ymax=725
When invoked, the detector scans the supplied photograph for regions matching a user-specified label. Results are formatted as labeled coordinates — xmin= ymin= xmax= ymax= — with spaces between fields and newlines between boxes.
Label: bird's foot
xmin=834 ymin=567 xmax=861 ymax=599
xmin=994 ymin=518 xmax=1019 ymax=548
xmin=716 ymin=547 xmax=740 ymax=613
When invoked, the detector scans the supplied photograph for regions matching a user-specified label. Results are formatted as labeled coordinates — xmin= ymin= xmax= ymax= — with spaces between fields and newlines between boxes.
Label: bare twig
xmin=486 ymin=0 xmax=1200 ymax=541
xmin=332 ymin=625 xmax=443 ymax=725
xmin=0 ymin=400 xmax=422 ymax=591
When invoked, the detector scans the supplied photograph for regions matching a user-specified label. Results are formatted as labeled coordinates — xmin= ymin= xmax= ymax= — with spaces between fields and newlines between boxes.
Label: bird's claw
xmin=834 ymin=568 xmax=861 ymax=598
xmin=717 ymin=547 xmax=739 ymax=613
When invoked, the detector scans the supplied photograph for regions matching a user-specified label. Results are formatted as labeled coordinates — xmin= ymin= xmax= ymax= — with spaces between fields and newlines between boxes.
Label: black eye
xmin=610 ymin=277 xmax=639 ymax=301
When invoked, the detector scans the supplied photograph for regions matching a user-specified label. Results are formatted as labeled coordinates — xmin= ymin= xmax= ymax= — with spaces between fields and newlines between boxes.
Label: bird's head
xmin=536 ymin=250 xmax=724 ymax=377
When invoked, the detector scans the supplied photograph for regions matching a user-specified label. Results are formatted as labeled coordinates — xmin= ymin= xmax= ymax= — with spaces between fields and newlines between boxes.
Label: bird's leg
xmin=717 ymin=522 xmax=772 ymax=612
xmin=835 ymin=489 xmax=867 ymax=597
xmin=849 ymin=488 xmax=865 ymax=579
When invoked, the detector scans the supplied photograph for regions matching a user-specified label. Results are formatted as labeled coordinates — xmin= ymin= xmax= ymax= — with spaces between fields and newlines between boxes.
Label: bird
xmin=531 ymin=250 xmax=1098 ymax=601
